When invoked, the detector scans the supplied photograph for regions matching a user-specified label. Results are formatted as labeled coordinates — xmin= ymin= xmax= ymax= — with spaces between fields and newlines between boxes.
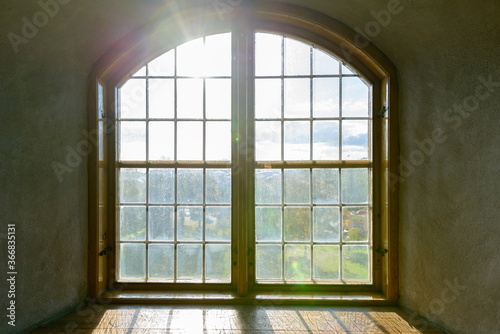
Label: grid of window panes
xmin=254 ymin=33 xmax=372 ymax=283
xmin=117 ymin=33 xmax=232 ymax=282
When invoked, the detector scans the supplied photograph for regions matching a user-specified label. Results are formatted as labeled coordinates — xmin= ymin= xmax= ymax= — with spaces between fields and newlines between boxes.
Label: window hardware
xmin=99 ymin=246 xmax=113 ymax=256
xmin=376 ymin=106 xmax=387 ymax=118
xmin=376 ymin=248 xmax=388 ymax=256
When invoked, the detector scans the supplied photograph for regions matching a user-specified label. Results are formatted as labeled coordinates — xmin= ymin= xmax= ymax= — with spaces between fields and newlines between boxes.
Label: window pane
xmin=342 ymin=77 xmax=370 ymax=117
xmin=256 ymin=245 xmax=282 ymax=280
xmin=120 ymin=79 xmax=146 ymax=118
xmin=313 ymin=78 xmax=339 ymax=118
xmin=148 ymin=49 xmax=174 ymax=76
xmin=177 ymin=78 xmax=203 ymax=119
xmin=149 ymin=121 xmax=174 ymax=161
xmin=131 ymin=66 xmax=146 ymax=77
xmin=284 ymin=169 xmax=310 ymax=204
xmin=149 ymin=206 xmax=174 ymax=241
xmin=342 ymin=206 xmax=369 ymax=242
xmin=313 ymin=48 xmax=340 ymax=75
xmin=177 ymin=121 xmax=203 ymax=160
xmin=120 ymin=121 xmax=146 ymax=161
xmin=312 ymin=168 xmax=339 ymax=204
xmin=342 ymin=245 xmax=369 ymax=281
xmin=256 ymin=121 xmax=281 ymax=161
xmin=206 ymin=169 xmax=231 ymax=204
xmin=206 ymin=121 xmax=231 ymax=161
xmin=314 ymin=245 xmax=340 ymax=280
xmin=177 ymin=206 xmax=203 ymax=241
xmin=284 ymin=121 xmax=310 ymax=161
xmin=284 ymin=78 xmax=310 ymax=118
xmin=284 ymin=38 xmax=310 ymax=75
xmin=205 ymin=207 xmax=231 ymax=241
xmin=120 ymin=244 xmax=145 ymax=279
xmin=206 ymin=79 xmax=231 ymax=119
xmin=120 ymin=206 xmax=146 ymax=241
xmin=149 ymin=168 xmax=174 ymax=204
xmin=177 ymin=169 xmax=203 ymax=204
xmin=313 ymin=121 xmax=339 ymax=160
xmin=255 ymin=207 xmax=282 ymax=242
xmin=206 ymin=244 xmax=231 ymax=280
xmin=255 ymin=33 xmax=282 ymax=76
xmin=285 ymin=245 xmax=311 ymax=280
xmin=205 ymin=33 xmax=231 ymax=77
xmin=313 ymin=207 xmax=340 ymax=242
xmin=342 ymin=64 xmax=355 ymax=75
xmin=342 ymin=120 xmax=369 ymax=160
xmin=177 ymin=38 xmax=204 ymax=77
xmin=255 ymin=79 xmax=281 ymax=119
xmin=284 ymin=207 xmax=311 ymax=242
xmin=148 ymin=79 xmax=174 ymax=118
xmin=177 ymin=244 xmax=203 ymax=280
xmin=255 ymin=169 xmax=282 ymax=204
xmin=119 ymin=168 xmax=146 ymax=203
xmin=341 ymin=168 xmax=369 ymax=204
xmin=148 ymin=244 xmax=174 ymax=279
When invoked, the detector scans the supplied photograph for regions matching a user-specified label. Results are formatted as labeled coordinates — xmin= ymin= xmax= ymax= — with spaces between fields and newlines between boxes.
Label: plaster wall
xmin=0 ymin=0 xmax=498 ymax=333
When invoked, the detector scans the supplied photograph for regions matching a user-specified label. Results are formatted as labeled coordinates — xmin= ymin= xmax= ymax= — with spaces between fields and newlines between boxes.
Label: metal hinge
xmin=376 ymin=106 xmax=387 ymax=118
xmin=99 ymin=246 xmax=113 ymax=256
xmin=376 ymin=248 xmax=388 ymax=256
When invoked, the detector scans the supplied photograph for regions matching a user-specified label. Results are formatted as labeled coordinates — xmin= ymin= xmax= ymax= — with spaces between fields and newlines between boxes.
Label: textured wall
xmin=0 ymin=0 xmax=498 ymax=333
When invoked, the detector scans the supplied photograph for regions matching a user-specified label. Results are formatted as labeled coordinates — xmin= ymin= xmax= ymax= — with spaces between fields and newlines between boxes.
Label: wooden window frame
xmin=88 ymin=2 xmax=399 ymax=303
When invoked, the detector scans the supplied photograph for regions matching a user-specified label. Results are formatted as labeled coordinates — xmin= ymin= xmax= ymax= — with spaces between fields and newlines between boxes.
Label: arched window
xmin=88 ymin=3 xmax=398 ymax=301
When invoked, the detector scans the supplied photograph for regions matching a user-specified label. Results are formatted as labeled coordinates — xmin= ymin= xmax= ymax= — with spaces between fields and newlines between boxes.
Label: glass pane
xmin=148 ymin=244 xmax=174 ymax=279
xmin=313 ymin=121 xmax=339 ymax=160
xmin=284 ymin=169 xmax=310 ymax=204
xmin=342 ymin=245 xmax=369 ymax=281
xmin=120 ymin=79 xmax=146 ymax=118
xmin=177 ymin=206 xmax=203 ymax=241
xmin=149 ymin=169 xmax=175 ymax=204
xmin=255 ymin=169 xmax=282 ymax=204
xmin=313 ymin=245 xmax=340 ymax=280
xmin=131 ymin=66 xmax=146 ymax=77
xmin=206 ymin=169 xmax=231 ymax=204
xmin=342 ymin=77 xmax=369 ymax=117
xmin=119 ymin=168 xmax=146 ymax=203
xmin=120 ymin=244 xmax=145 ymax=279
xmin=177 ymin=169 xmax=203 ymax=203
xmin=255 ymin=79 xmax=281 ymax=119
xmin=148 ymin=49 xmax=174 ymax=76
xmin=341 ymin=168 xmax=369 ymax=204
xmin=313 ymin=207 xmax=340 ymax=242
xmin=120 ymin=121 xmax=146 ymax=161
xmin=342 ymin=120 xmax=369 ymax=160
xmin=342 ymin=64 xmax=355 ymax=75
xmin=206 ymin=244 xmax=231 ymax=280
xmin=177 ymin=244 xmax=202 ymax=280
xmin=205 ymin=33 xmax=231 ymax=77
xmin=342 ymin=206 xmax=369 ymax=242
xmin=149 ymin=121 xmax=174 ymax=161
xmin=255 ymin=207 xmax=282 ymax=242
xmin=312 ymin=168 xmax=339 ymax=204
xmin=284 ymin=78 xmax=310 ymax=118
xmin=313 ymin=48 xmax=339 ymax=75
xmin=284 ymin=121 xmax=310 ymax=161
xmin=206 ymin=121 xmax=231 ymax=161
xmin=255 ymin=121 xmax=281 ymax=161
xmin=256 ymin=245 xmax=282 ymax=280
xmin=149 ymin=206 xmax=174 ymax=241
xmin=177 ymin=78 xmax=203 ymax=119
xmin=284 ymin=207 xmax=311 ymax=242
xmin=284 ymin=38 xmax=310 ymax=75
xmin=313 ymin=78 xmax=339 ymax=118
xmin=148 ymin=79 xmax=174 ymax=118
xmin=255 ymin=33 xmax=282 ymax=76
xmin=205 ymin=207 xmax=231 ymax=241
xmin=285 ymin=245 xmax=311 ymax=280
xmin=120 ymin=206 xmax=146 ymax=241
xmin=177 ymin=121 xmax=203 ymax=160
xmin=177 ymin=38 xmax=204 ymax=77
xmin=206 ymin=79 xmax=231 ymax=119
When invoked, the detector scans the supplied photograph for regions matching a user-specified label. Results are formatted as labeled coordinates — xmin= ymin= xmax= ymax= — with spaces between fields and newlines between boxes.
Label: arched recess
xmin=88 ymin=1 xmax=398 ymax=303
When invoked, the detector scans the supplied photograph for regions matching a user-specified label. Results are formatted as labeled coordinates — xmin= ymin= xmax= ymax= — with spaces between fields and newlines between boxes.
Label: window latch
xmin=376 ymin=248 xmax=388 ymax=256
xmin=376 ymin=106 xmax=387 ymax=118
xmin=99 ymin=246 xmax=113 ymax=256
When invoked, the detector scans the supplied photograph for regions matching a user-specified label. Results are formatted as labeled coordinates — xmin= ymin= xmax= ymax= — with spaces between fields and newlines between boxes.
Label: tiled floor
xmin=31 ymin=304 xmax=444 ymax=333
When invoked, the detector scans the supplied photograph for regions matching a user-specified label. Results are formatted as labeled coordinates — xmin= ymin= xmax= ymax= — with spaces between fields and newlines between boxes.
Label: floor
xmin=31 ymin=304 xmax=445 ymax=333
